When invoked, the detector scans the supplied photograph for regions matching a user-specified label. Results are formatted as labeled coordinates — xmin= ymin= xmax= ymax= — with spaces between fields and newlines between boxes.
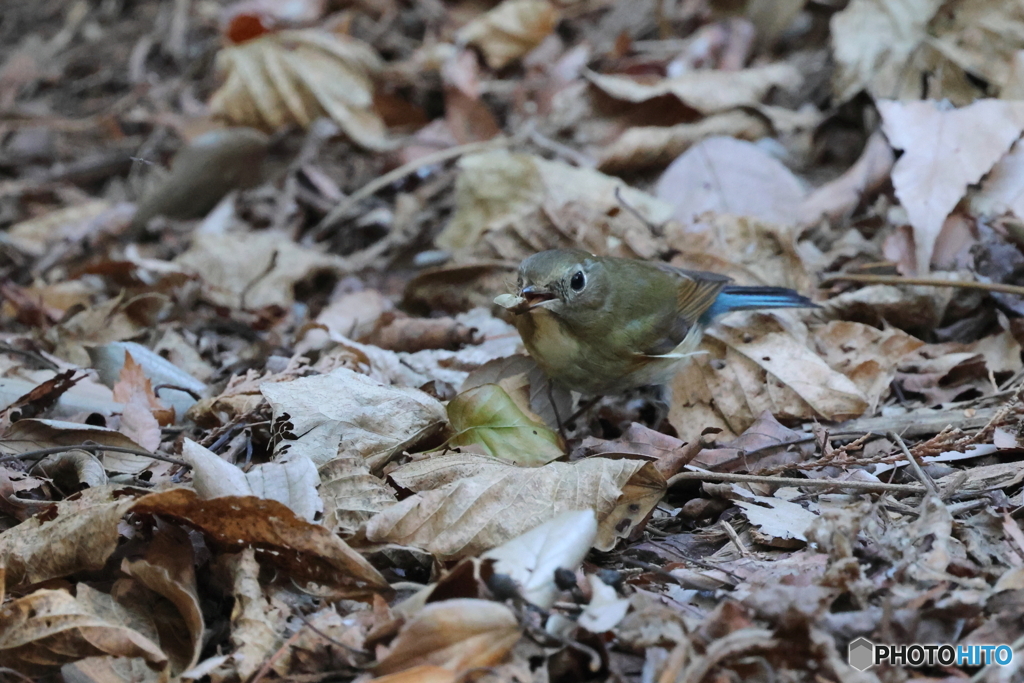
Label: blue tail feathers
xmin=702 ymin=285 xmax=816 ymax=323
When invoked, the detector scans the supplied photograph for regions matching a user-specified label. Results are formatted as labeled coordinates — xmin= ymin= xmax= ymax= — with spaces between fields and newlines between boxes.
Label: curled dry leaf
xmin=878 ymin=99 xmax=1024 ymax=274
xmin=0 ymin=587 xmax=167 ymax=676
xmin=584 ymin=63 xmax=802 ymax=115
xmin=670 ymin=313 xmax=868 ymax=443
xmin=446 ymin=383 xmax=563 ymax=466
xmin=362 ymin=312 xmax=481 ymax=353
xmin=181 ymin=438 xmax=323 ymax=523
xmin=175 ymin=231 xmax=349 ymax=310
xmin=225 ymin=548 xmax=287 ymax=680
xmin=654 ymin=136 xmax=806 ymax=226
xmin=437 ymin=150 xmax=672 ymax=261
xmin=130 ymin=488 xmax=389 ymax=598
xmin=368 ymin=453 xmax=665 ymax=558
xmin=0 ymin=484 xmax=145 ymax=590
xmin=457 ymin=0 xmax=560 ymax=69
xmin=121 ymin=527 xmax=203 ymax=673
xmin=209 ymin=29 xmax=388 ymax=150
xmin=373 ymin=599 xmax=520 ymax=675
xmin=691 ymin=410 xmax=813 ymax=472
xmin=482 ymin=509 xmax=598 ymax=609
xmin=597 ymin=109 xmax=772 ymax=173
xmin=798 ymin=131 xmax=895 ymax=227
xmin=261 ymin=367 xmax=446 ymax=470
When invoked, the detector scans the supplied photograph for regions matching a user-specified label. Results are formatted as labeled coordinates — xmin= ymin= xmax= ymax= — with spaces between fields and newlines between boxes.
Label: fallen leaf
xmin=482 ymin=509 xmax=597 ymax=609
xmin=0 ymin=485 xmax=144 ymax=590
xmin=224 ymin=548 xmax=286 ymax=680
xmin=209 ymin=29 xmax=388 ymax=149
xmin=369 ymin=454 xmax=664 ymax=558
xmin=798 ymin=131 xmax=895 ymax=227
xmin=830 ymin=0 xmax=944 ymax=102
xmin=879 ymin=99 xmax=1024 ymax=273
xmin=130 ymin=488 xmax=389 ymax=598
xmin=584 ymin=63 xmax=802 ymax=115
xmin=0 ymin=587 xmax=167 ymax=676
xmin=734 ymin=497 xmax=818 ymax=547
xmin=975 ymin=138 xmax=1024 ymax=220
xmin=319 ymin=453 xmax=397 ymax=536
xmin=181 ymin=438 xmax=323 ymax=523
xmin=446 ymin=384 xmax=563 ymax=466
xmin=654 ymin=136 xmax=806 ymax=226
xmin=1 ymin=418 xmax=154 ymax=474
xmin=261 ymin=367 xmax=446 ymax=470
xmin=113 ymin=352 xmax=170 ymax=450
xmin=175 ymin=231 xmax=349 ymax=310
xmin=578 ymin=574 xmax=629 ymax=633
xmin=812 ymin=321 xmax=925 ymax=413
xmin=373 ymin=599 xmax=520 ymax=675
xmin=457 ymin=0 xmax=559 ymax=69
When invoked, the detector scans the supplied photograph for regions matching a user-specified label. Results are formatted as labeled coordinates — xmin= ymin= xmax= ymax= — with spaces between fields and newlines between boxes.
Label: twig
xmin=720 ymin=520 xmax=752 ymax=558
xmin=820 ymin=273 xmax=1024 ymax=297
xmin=312 ymin=137 xmax=510 ymax=239
xmin=887 ymin=431 xmax=940 ymax=498
xmin=667 ymin=470 xmax=925 ymax=493
xmin=0 ymin=444 xmax=189 ymax=468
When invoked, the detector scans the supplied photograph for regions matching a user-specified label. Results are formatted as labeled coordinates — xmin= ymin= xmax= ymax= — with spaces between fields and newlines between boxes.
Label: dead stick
xmin=666 ymin=470 xmax=924 ymax=493
xmin=820 ymin=273 xmax=1024 ymax=297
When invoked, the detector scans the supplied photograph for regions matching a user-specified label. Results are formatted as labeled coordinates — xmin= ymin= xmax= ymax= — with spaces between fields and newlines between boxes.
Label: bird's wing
xmin=631 ymin=263 xmax=732 ymax=357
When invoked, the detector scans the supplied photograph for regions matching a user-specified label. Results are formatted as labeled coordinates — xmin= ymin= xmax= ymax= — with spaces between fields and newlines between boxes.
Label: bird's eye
xmin=570 ymin=270 xmax=585 ymax=291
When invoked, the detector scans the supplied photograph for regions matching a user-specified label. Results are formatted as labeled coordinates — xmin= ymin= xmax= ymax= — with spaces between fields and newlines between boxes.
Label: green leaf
xmin=446 ymin=384 xmax=564 ymax=466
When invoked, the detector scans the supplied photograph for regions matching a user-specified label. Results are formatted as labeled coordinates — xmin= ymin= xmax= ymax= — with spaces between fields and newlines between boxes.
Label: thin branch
xmin=0 ymin=443 xmax=189 ymax=467
xmin=887 ymin=431 xmax=940 ymax=498
xmin=312 ymin=137 xmax=510 ymax=239
xmin=666 ymin=470 xmax=924 ymax=493
xmin=820 ymin=273 xmax=1024 ymax=297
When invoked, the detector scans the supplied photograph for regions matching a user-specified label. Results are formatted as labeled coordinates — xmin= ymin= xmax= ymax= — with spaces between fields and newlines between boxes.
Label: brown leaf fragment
xmin=457 ymin=0 xmax=560 ymax=69
xmin=225 ymin=547 xmax=286 ymax=681
xmin=130 ymin=488 xmax=390 ymax=598
xmin=0 ymin=369 xmax=80 ymax=428
xmin=0 ymin=587 xmax=167 ymax=676
xmin=373 ymin=599 xmax=520 ymax=675
xmin=370 ymin=454 xmax=663 ymax=558
xmin=319 ymin=454 xmax=397 ymax=537
xmin=361 ymin=312 xmax=482 ymax=353
xmin=0 ymin=485 xmax=145 ymax=590
xmin=692 ymin=411 xmax=813 ymax=473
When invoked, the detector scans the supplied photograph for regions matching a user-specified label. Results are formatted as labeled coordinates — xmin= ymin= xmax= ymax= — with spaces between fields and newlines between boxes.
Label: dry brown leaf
xmin=316 ymin=289 xmax=393 ymax=341
xmin=734 ymin=497 xmax=818 ymax=548
xmin=367 ymin=454 xmax=665 ymax=558
xmin=113 ymin=353 xmax=170 ymax=451
xmin=362 ymin=313 xmax=481 ymax=353
xmin=2 ymin=417 xmax=154 ymax=474
xmin=437 ymin=150 xmax=672 ymax=260
xmin=830 ymin=0 xmax=944 ymax=102
xmin=369 ymin=666 xmax=458 ymax=683
xmin=175 ymin=231 xmax=349 ymax=309
xmin=130 ymin=488 xmax=389 ymax=598
xmin=691 ymin=410 xmax=813 ymax=472
xmin=798 ymin=131 xmax=895 ymax=227
xmin=0 ymin=587 xmax=168 ymax=676
xmin=45 ymin=293 xmax=160 ymax=367
xmin=654 ymin=136 xmax=806 ymax=226
xmin=670 ymin=314 xmax=868 ymax=442
xmin=373 ymin=599 xmax=520 ymax=675
xmin=584 ymin=63 xmax=802 ymax=115
xmin=89 ymin=341 xmax=206 ymax=419
xmin=879 ymin=99 xmax=1024 ymax=273
xmin=3 ymin=200 xmax=114 ymax=258
xmin=121 ymin=527 xmax=203 ymax=674
xmin=225 ymin=548 xmax=286 ymax=680
xmin=663 ymin=214 xmax=813 ymax=293
xmin=457 ymin=0 xmax=560 ymax=69
xmin=0 ymin=369 xmax=79 ymax=430
xmin=596 ymin=109 xmax=772 ymax=173
xmin=0 ymin=485 xmax=145 ymax=589
xmin=261 ymin=367 xmax=446 ymax=470
xmin=209 ymin=29 xmax=388 ymax=149
xmin=926 ymin=0 xmax=1024 ymax=94
xmin=812 ymin=321 xmax=925 ymax=413
xmin=181 ymin=438 xmax=323 ymax=523
xmin=319 ymin=453 xmax=397 ymax=537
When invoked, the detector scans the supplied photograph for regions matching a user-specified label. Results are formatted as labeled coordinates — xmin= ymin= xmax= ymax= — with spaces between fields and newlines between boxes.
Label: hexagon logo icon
xmin=848 ymin=637 xmax=875 ymax=671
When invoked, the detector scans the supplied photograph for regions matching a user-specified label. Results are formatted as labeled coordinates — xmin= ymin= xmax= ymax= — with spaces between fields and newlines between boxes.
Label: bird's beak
xmin=521 ymin=285 xmax=556 ymax=309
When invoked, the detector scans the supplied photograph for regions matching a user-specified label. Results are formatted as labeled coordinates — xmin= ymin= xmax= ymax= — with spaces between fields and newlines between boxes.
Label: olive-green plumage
xmin=504 ymin=249 xmax=813 ymax=395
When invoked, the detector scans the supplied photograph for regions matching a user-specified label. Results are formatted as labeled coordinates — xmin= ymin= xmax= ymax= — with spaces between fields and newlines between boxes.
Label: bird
xmin=495 ymin=248 xmax=816 ymax=396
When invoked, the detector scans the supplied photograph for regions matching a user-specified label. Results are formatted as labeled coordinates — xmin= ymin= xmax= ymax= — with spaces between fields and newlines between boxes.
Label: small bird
xmin=495 ymin=249 xmax=815 ymax=396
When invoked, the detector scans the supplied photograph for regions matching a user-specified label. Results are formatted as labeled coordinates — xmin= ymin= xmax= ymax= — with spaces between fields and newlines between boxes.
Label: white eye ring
xmin=570 ymin=270 xmax=585 ymax=291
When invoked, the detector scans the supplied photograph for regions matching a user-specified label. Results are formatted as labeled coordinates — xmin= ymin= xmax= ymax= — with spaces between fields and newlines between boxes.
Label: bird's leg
xmin=547 ymin=380 xmax=564 ymax=434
